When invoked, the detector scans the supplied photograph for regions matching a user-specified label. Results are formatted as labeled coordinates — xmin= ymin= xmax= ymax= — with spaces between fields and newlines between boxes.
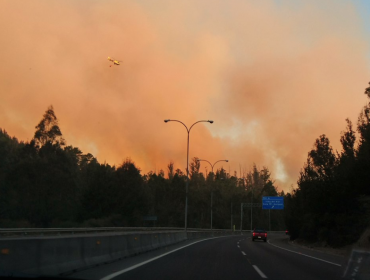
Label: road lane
xmin=70 ymin=233 xmax=348 ymax=280
xmin=239 ymin=234 xmax=345 ymax=280
xmin=109 ymin=236 xmax=258 ymax=280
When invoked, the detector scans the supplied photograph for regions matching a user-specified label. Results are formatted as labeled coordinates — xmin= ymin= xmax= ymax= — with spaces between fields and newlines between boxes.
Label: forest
xmin=0 ymin=106 xmax=283 ymax=231
xmin=1 ymin=82 xmax=370 ymax=248
xmin=285 ymin=82 xmax=370 ymax=247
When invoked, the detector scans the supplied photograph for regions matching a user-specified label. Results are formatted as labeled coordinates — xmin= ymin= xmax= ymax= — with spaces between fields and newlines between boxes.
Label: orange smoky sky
xmin=1 ymin=0 xmax=369 ymax=192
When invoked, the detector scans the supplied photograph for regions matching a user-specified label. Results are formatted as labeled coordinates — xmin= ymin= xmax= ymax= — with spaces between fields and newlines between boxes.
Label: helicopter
xmin=107 ymin=57 xmax=122 ymax=66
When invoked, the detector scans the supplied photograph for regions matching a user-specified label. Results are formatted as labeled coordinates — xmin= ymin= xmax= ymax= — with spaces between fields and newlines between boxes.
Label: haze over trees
xmin=285 ymin=82 xmax=370 ymax=247
xmin=0 ymin=106 xmax=282 ymax=230
xmin=2 ymin=80 xmax=369 ymax=248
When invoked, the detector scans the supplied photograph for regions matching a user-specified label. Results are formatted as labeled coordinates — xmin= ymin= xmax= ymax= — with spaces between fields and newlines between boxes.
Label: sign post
xmin=262 ymin=197 xmax=284 ymax=231
xmin=269 ymin=209 xmax=270 ymax=231
xmin=240 ymin=203 xmax=262 ymax=234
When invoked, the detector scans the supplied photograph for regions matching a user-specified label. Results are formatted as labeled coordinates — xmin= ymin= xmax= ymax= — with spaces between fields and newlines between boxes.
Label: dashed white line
xmin=237 ymin=245 xmax=240 ymax=248
xmin=253 ymin=265 xmax=267 ymax=278
xmin=241 ymin=251 xmax=246 ymax=255
xmin=267 ymin=240 xmax=341 ymax=267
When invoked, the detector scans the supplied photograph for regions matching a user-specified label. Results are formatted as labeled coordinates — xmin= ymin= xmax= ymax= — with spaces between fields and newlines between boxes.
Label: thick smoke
xmin=1 ymin=0 xmax=369 ymax=191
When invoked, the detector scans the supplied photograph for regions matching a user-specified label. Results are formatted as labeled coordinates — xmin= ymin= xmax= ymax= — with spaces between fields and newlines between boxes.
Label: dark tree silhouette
xmin=34 ymin=105 xmax=65 ymax=147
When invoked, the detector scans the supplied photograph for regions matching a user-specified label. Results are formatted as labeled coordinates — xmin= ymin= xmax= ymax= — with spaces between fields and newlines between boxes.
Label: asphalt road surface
xmin=70 ymin=233 xmax=348 ymax=280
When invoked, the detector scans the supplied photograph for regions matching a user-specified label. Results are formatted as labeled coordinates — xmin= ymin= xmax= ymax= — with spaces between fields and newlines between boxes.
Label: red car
xmin=252 ymin=229 xmax=267 ymax=242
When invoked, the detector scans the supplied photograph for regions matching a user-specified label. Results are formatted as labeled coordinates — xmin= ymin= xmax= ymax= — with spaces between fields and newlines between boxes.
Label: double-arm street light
xmin=196 ymin=159 xmax=228 ymax=231
xmin=164 ymin=119 xmax=213 ymax=233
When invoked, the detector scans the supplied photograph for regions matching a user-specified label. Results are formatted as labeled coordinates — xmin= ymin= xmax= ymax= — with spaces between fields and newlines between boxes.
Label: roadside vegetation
xmin=0 ymin=106 xmax=283 ymax=230
xmin=285 ymin=82 xmax=370 ymax=247
xmin=2 ymin=82 xmax=369 ymax=248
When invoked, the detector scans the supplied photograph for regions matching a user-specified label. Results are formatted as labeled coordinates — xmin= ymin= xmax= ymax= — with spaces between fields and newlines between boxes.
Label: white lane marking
xmin=253 ymin=265 xmax=267 ymax=278
xmin=241 ymin=251 xmax=246 ymax=255
xmin=100 ymin=235 xmax=229 ymax=280
xmin=237 ymin=245 xmax=240 ymax=248
xmin=267 ymin=240 xmax=341 ymax=267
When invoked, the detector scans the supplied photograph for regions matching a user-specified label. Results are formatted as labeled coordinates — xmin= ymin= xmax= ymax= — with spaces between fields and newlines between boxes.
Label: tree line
xmin=285 ymin=82 xmax=370 ymax=247
xmin=0 ymin=106 xmax=283 ymax=229
xmin=2 ymin=80 xmax=370 ymax=248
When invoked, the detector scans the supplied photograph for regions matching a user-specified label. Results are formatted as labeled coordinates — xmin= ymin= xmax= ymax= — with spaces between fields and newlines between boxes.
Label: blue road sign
xmin=262 ymin=196 xmax=284 ymax=209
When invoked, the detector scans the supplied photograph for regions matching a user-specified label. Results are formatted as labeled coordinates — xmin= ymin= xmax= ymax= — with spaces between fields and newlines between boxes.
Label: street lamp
xmin=196 ymin=159 xmax=228 ymax=231
xmin=164 ymin=119 xmax=213 ymax=233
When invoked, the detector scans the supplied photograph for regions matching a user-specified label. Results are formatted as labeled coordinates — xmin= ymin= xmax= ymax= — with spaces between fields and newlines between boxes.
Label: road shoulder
xmin=267 ymin=233 xmax=347 ymax=267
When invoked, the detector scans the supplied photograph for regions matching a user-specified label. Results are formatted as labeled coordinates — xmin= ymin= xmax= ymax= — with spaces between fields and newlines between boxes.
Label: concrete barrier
xmin=0 ymin=230 xmax=232 ymax=276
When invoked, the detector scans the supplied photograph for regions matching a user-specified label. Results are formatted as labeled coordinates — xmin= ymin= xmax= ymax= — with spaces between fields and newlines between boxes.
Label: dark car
xmin=252 ymin=229 xmax=267 ymax=242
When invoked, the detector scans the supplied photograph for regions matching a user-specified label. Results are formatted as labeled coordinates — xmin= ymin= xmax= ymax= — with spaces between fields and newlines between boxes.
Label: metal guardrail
xmin=0 ymin=227 xmax=234 ymax=237
xmin=0 ymin=227 xmax=285 ymax=238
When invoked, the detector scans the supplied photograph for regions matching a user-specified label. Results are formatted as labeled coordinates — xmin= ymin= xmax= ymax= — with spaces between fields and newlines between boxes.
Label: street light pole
xmin=164 ymin=119 xmax=213 ymax=233
xmin=196 ymin=159 xmax=228 ymax=232
xmin=231 ymin=202 xmax=233 ymax=231
xmin=251 ymin=188 xmax=253 ymax=231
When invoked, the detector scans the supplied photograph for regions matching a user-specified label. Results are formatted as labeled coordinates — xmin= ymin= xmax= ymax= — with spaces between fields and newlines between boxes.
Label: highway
xmin=70 ymin=233 xmax=347 ymax=280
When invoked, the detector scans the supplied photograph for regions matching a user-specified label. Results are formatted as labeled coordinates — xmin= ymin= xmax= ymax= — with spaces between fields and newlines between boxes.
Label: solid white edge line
xmin=267 ymin=240 xmax=341 ymax=267
xmin=241 ymin=251 xmax=246 ymax=255
xmin=100 ymin=235 xmax=229 ymax=280
xmin=253 ymin=265 xmax=267 ymax=278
